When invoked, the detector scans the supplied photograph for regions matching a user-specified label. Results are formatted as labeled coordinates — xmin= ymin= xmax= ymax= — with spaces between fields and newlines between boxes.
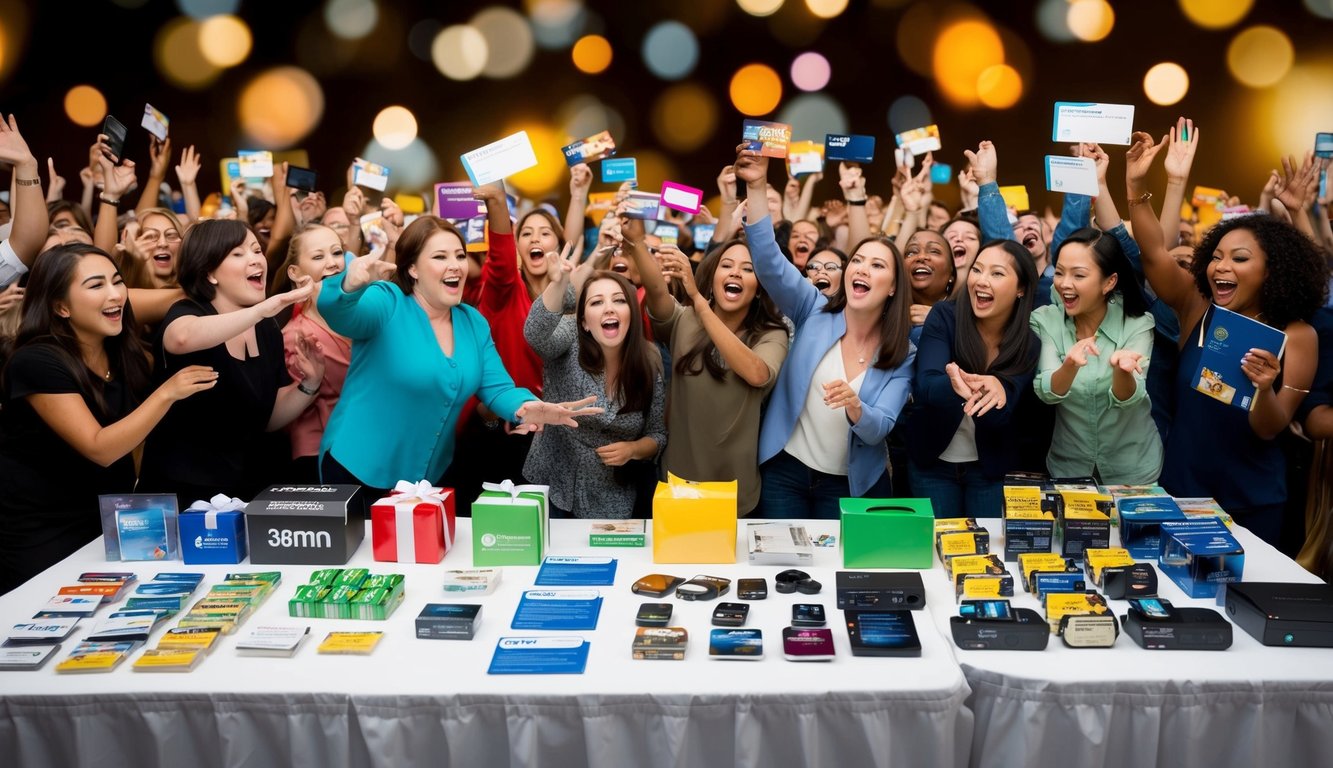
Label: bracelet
xmin=847 ymin=199 xmax=867 ymax=206
xmin=297 ymin=380 xmax=320 ymax=396
xmin=1127 ymin=191 xmax=1152 ymax=207
xmin=99 ymin=193 xmax=121 ymax=206
xmin=1282 ymin=384 xmax=1311 ymax=394
xmin=14 ymin=177 xmax=40 ymax=187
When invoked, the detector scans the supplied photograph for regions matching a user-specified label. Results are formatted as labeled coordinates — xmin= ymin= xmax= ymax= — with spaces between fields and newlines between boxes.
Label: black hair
xmin=954 ymin=239 xmax=1038 ymax=381
xmin=674 ymin=239 xmax=787 ymax=381
xmin=1190 ymin=215 xmax=1329 ymax=329
xmin=1053 ymin=227 xmax=1148 ymax=318
xmin=176 ymin=219 xmax=254 ymax=303
xmin=821 ymin=235 xmax=913 ymax=369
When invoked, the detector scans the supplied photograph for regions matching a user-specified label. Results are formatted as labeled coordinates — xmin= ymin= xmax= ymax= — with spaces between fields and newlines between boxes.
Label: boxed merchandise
xmin=372 ymin=480 xmax=454 ymax=564
xmin=98 ymin=494 xmax=180 ymax=561
xmin=652 ymin=474 xmax=738 ymax=564
xmin=416 ymin=604 xmax=482 ymax=640
xmin=473 ymin=480 xmax=550 ymax=566
xmin=935 ymin=518 xmax=989 ymax=563
xmin=840 ymin=498 xmax=934 ymax=569
xmin=288 ymin=570 xmax=405 ymax=620
xmin=1044 ymin=591 xmax=1111 ymax=632
xmin=1084 ymin=548 xmax=1137 ymax=587
xmin=589 ymin=520 xmax=646 ymax=547
xmin=1102 ymin=484 xmax=1168 ymax=524
xmin=950 ymin=554 xmax=1013 ymax=599
xmin=1174 ymin=497 xmax=1234 ymax=527
xmin=1002 ymin=486 xmax=1055 ymax=561
xmin=632 ymin=627 xmax=689 ymax=660
xmin=1116 ymin=495 xmax=1186 ymax=557
xmin=1056 ymin=488 xmax=1112 ymax=560
xmin=1018 ymin=553 xmax=1078 ymax=592
xmin=747 ymin=522 xmax=814 ymax=566
xmin=245 ymin=485 xmax=364 ymax=565
xmin=1158 ymin=519 xmax=1244 ymax=598
xmin=179 ymin=495 xmax=248 ymax=565
xmin=443 ymin=568 xmax=502 ymax=595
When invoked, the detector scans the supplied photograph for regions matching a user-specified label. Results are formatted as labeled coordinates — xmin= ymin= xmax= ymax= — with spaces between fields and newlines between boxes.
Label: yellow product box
xmin=55 ymin=651 xmax=125 ymax=673
xmin=1057 ymin=490 xmax=1112 ymax=559
xmin=652 ymin=474 xmax=738 ymax=564
xmin=1018 ymin=552 xmax=1075 ymax=592
xmin=1084 ymin=548 xmax=1137 ymax=586
xmin=318 ymin=631 xmax=384 ymax=655
xmin=958 ymin=575 xmax=1014 ymax=600
xmin=1044 ymin=592 xmax=1110 ymax=633
xmin=132 ymin=648 xmax=203 ymax=672
xmin=1003 ymin=486 xmax=1055 ymax=561
xmin=935 ymin=518 xmax=982 ymax=533
xmin=947 ymin=553 xmax=1006 ymax=581
xmin=157 ymin=627 xmax=221 ymax=652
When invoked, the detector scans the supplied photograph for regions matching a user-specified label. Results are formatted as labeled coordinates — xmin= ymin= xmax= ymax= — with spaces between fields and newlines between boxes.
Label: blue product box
xmin=1158 ymin=519 xmax=1245 ymax=598
xmin=99 ymin=494 xmax=180 ymax=562
xmin=179 ymin=509 xmax=247 ymax=565
xmin=1117 ymin=496 xmax=1186 ymax=558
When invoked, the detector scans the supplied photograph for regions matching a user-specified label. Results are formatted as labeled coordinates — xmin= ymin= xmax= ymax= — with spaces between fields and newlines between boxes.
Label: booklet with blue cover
xmin=511 ymin=590 xmax=603 ymax=630
xmin=1193 ymin=305 xmax=1287 ymax=411
xmin=488 ymin=636 xmax=590 ymax=674
xmin=534 ymin=556 xmax=618 ymax=587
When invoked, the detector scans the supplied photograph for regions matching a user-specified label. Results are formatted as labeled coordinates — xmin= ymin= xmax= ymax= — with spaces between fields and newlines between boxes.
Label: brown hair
xmin=392 ymin=217 xmax=467 ymax=294
xmin=820 ymin=235 xmax=913 ymax=369
xmin=577 ymin=271 xmax=660 ymax=413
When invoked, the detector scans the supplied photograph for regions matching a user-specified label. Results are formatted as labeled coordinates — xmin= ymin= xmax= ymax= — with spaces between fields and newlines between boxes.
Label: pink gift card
xmin=659 ymin=181 xmax=703 ymax=215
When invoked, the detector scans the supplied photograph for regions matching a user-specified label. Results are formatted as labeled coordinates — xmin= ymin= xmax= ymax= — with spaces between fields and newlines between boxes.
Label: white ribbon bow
xmin=187 ymin=494 xmax=246 ymax=530
xmin=481 ymin=479 xmax=546 ymax=499
xmin=389 ymin=480 xmax=452 ymax=561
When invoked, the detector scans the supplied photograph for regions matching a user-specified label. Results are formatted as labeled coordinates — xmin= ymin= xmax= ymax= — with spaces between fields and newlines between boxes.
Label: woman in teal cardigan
xmin=317 ymin=211 xmax=600 ymax=498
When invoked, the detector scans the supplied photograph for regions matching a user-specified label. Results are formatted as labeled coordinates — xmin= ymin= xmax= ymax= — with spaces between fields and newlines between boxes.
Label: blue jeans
xmin=908 ymin=459 xmax=1004 ymax=518
xmin=756 ymin=451 xmax=893 ymax=520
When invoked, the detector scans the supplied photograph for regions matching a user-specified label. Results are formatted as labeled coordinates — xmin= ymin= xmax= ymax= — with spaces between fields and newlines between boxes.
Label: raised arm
xmin=712 ymin=164 xmax=740 ymax=244
xmin=563 ymin=163 xmax=592 ymax=242
xmin=1273 ymin=152 xmax=1322 ymax=239
xmin=174 ymin=145 xmax=202 ymax=224
xmin=93 ymin=143 xmax=136 ymax=256
xmin=163 ymin=284 xmax=312 ymax=355
xmin=266 ymin=162 xmax=297 ymax=272
xmin=623 ymin=216 xmax=676 ymax=321
xmin=738 ymin=144 xmax=822 ymax=323
xmin=1125 ymin=130 xmax=1202 ymax=321
xmin=966 ymin=141 xmax=1012 ymax=243
xmin=792 ymin=171 xmax=821 ymax=222
xmin=840 ymin=162 xmax=870 ymax=248
xmin=1158 ymin=117 xmax=1197 ymax=248
xmin=0 ymin=114 xmax=48 ymax=275
xmin=133 ymin=136 xmax=171 ymax=221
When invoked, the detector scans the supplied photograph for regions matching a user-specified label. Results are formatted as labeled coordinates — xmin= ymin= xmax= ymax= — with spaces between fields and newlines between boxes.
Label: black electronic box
xmin=835 ymin=571 xmax=926 ymax=611
xmin=1225 ymin=582 xmax=1333 ymax=647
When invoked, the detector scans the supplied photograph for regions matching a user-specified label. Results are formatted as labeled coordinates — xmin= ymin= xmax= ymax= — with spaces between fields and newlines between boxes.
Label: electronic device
xmin=844 ymin=609 xmax=922 ymax=657
xmin=836 ymin=571 xmax=926 ymax=610
xmin=630 ymin=574 xmax=682 ymax=598
xmin=774 ymin=569 xmax=820 ymax=595
xmin=1225 ymin=581 xmax=1333 ymax=647
xmin=782 ymin=627 xmax=835 ymax=661
xmin=1101 ymin=562 xmax=1158 ymax=600
xmin=1122 ymin=605 xmax=1232 ymax=650
xmin=709 ymin=628 xmax=763 ymax=660
xmin=286 ymin=165 xmax=318 ymax=192
xmin=958 ymin=599 xmax=1013 ymax=621
xmin=792 ymin=603 xmax=826 ymax=627
xmin=950 ymin=607 xmax=1049 ymax=651
xmin=1059 ymin=614 xmax=1119 ymax=648
xmin=635 ymin=602 xmax=672 ymax=628
xmin=102 ymin=115 xmax=128 ymax=163
xmin=711 ymin=602 xmax=749 ymax=627
xmin=676 ymin=575 xmax=730 ymax=601
xmin=737 ymin=578 xmax=768 ymax=601
xmin=1129 ymin=597 xmax=1172 ymax=619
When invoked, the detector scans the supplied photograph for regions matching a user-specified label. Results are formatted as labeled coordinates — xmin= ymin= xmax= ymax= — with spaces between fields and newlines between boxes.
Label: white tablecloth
xmin=0 ymin=519 xmax=973 ymax=768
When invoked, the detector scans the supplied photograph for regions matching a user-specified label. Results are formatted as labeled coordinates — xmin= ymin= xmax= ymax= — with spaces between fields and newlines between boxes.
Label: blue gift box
xmin=179 ymin=508 xmax=247 ymax=565
xmin=1158 ymin=519 xmax=1244 ymax=598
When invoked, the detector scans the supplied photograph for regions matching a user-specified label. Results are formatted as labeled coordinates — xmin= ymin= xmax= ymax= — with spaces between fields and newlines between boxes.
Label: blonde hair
xmin=271 ymin=223 xmax=338 ymax=296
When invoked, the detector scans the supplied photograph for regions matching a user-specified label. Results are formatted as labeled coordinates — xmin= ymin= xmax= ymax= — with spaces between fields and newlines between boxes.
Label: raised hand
xmin=718 ymin=164 xmax=738 ymax=205
xmin=1273 ymin=151 xmax=1320 ymax=213
xmin=158 ymin=365 xmax=219 ymax=401
xmin=1065 ymin=337 xmax=1101 ymax=367
xmin=46 ymin=157 xmax=66 ymax=202
xmin=734 ymin=142 xmax=769 ymax=186
xmin=99 ymin=153 xmax=138 ymax=199
xmin=1108 ymin=349 xmax=1145 ymax=375
xmin=515 ymin=395 xmax=606 ymax=428
xmin=1125 ymin=131 xmax=1167 ymax=189
xmin=0 ymin=114 xmax=37 ymax=169
xmin=340 ymin=253 xmax=396 ymax=293
xmin=1163 ymin=117 xmax=1198 ymax=183
xmin=963 ymin=141 xmax=998 ymax=186
xmin=570 ymin=162 xmax=593 ymax=197
xmin=657 ymin=245 xmax=699 ymax=302
xmin=147 ymin=136 xmax=173 ymax=179
xmin=175 ymin=145 xmax=201 ymax=186
xmin=839 ymin=162 xmax=866 ymax=202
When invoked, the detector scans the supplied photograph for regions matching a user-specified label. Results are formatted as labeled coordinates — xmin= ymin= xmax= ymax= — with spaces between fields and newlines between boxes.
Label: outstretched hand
xmin=514 ymin=395 xmax=606 ymax=429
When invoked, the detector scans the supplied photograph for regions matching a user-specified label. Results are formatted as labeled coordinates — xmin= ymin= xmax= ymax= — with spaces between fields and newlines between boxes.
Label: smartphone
xmin=286 ymin=165 xmax=318 ymax=192
xmin=711 ymin=602 xmax=749 ymax=627
xmin=737 ymin=577 xmax=767 ymax=601
xmin=959 ymin=599 xmax=1013 ymax=621
xmin=791 ymin=603 xmax=826 ymax=627
xmin=635 ymin=602 xmax=673 ymax=628
xmin=102 ymin=115 xmax=128 ymax=163
xmin=1130 ymin=597 xmax=1173 ymax=619
xmin=1315 ymin=132 xmax=1333 ymax=159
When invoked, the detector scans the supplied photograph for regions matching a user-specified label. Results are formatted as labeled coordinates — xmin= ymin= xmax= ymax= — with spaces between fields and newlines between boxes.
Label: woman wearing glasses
xmin=804 ymin=247 xmax=846 ymax=298
xmin=120 ymin=208 xmax=185 ymax=290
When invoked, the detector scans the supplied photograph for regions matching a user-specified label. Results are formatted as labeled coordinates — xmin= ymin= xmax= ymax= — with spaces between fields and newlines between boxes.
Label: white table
xmin=0 ymin=519 xmax=972 ymax=768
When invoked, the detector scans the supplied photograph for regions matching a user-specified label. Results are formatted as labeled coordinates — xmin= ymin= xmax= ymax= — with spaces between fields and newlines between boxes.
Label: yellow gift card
xmin=938 ymin=531 xmax=986 ymax=558
xmin=158 ymin=627 xmax=221 ymax=651
xmin=959 ymin=575 xmax=1009 ymax=599
xmin=1060 ymin=490 xmax=1111 ymax=519
xmin=56 ymin=651 xmax=126 ymax=673
xmin=652 ymin=473 xmax=738 ymax=564
xmin=132 ymin=648 xmax=203 ymax=672
xmin=999 ymin=185 xmax=1030 ymax=211
xmin=318 ymin=631 xmax=384 ymax=655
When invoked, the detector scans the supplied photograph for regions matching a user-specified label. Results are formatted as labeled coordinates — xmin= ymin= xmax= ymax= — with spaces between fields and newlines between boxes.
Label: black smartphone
xmin=737 ymin=578 xmax=767 ymax=601
xmin=102 ymin=115 xmax=128 ymax=163
xmin=635 ymin=602 xmax=673 ymax=628
xmin=711 ymin=602 xmax=749 ymax=627
xmin=791 ymin=603 xmax=826 ymax=627
xmin=286 ymin=165 xmax=318 ymax=192
xmin=1129 ymin=597 xmax=1173 ymax=620
xmin=959 ymin=599 xmax=1014 ymax=621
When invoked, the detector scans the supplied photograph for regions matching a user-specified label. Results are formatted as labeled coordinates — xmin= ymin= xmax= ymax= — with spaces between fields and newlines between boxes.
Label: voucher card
xmin=141 ymin=103 xmax=169 ymax=141
xmin=787 ymin=141 xmax=824 ymax=176
xmin=622 ymin=191 xmax=662 ymax=221
xmin=742 ymin=119 xmax=792 ymax=158
xmin=435 ymin=182 xmax=485 ymax=219
xmin=237 ymin=150 xmax=274 ymax=179
xmin=488 ymin=636 xmax=589 ymax=675
xmin=660 ymin=181 xmax=704 ymax=215
xmin=352 ymin=158 xmax=390 ymax=192
xmin=825 ymin=133 xmax=875 ymax=163
xmin=1052 ymin=101 xmax=1135 ymax=145
xmin=1044 ymin=156 xmax=1100 ymax=197
xmin=601 ymin=157 xmax=638 ymax=183
xmin=561 ymin=130 xmax=617 ymax=166
xmin=895 ymin=124 xmax=942 ymax=155
xmin=998 ymin=185 xmax=1030 ymax=212
xmin=461 ymin=131 xmax=539 ymax=187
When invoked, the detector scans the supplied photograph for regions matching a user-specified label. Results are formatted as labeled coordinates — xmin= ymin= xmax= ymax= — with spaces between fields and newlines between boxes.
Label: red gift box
xmin=371 ymin=481 xmax=455 ymax=564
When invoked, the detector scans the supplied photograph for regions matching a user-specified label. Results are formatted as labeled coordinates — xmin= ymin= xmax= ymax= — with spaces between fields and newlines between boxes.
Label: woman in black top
xmin=139 ymin=220 xmax=322 ymax=502
xmin=0 ymin=244 xmax=215 ymax=593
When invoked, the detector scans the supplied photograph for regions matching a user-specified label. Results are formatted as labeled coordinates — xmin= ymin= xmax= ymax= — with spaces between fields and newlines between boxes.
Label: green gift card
xmin=840 ymin=498 xmax=935 ymax=569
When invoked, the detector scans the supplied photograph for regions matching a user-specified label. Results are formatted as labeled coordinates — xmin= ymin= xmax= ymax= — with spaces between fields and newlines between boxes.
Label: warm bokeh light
xmin=1268 ymin=62 xmax=1333 ymax=158
xmin=1067 ymin=0 xmax=1114 ymax=42
xmin=64 ymin=85 xmax=107 ymax=128
xmin=652 ymin=83 xmax=718 ymax=153
xmin=932 ymin=19 xmax=1005 ymax=108
xmin=1179 ymin=0 xmax=1253 ymax=29
xmin=505 ymin=123 xmax=564 ymax=197
xmin=571 ymin=34 xmax=612 ymax=74
xmin=432 ymin=25 xmax=488 ymax=81
xmin=361 ymin=138 xmax=439 ymax=192
xmin=1227 ymin=26 xmax=1294 ymax=88
xmin=472 ymin=6 xmax=535 ymax=79
xmin=806 ymin=0 xmax=849 ymax=19
xmin=238 ymin=67 xmax=325 ymax=147
xmin=198 ymin=15 xmax=252 ymax=68
xmin=558 ymin=96 xmax=626 ymax=150
xmin=324 ymin=0 xmax=378 ymax=40
xmin=791 ymin=52 xmax=831 ymax=92
xmin=372 ymin=106 xmax=418 ymax=150
xmin=778 ymin=94 xmax=848 ymax=140
xmin=887 ymin=95 xmax=932 ymax=135
xmin=1143 ymin=62 xmax=1190 ymax=106
xmin=730 ymin=63 xmax=783 ymax=116
xmin=643 ymin=21 xmax=699 ymax=80
xmin=154 ymin=17 xmax=222 ymax=89
xmin=896 ymin=2 xmax=942 ymax=78
xmin=628 ymin=150 xmax=679 ymax=200
xmin=528 ymin=0 xmax=585 ymax=50
xmin=977 ymin=64 xmax=1023 ymax=109
xmin=738 ymin=0 xmax=784 ymax=17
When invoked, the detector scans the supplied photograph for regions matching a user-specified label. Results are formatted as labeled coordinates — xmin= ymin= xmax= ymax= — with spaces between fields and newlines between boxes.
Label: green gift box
xmin=840 ymin=498 xmax=935 ymax=569
xmin=471 ymin=480 xmax=550 ymax=566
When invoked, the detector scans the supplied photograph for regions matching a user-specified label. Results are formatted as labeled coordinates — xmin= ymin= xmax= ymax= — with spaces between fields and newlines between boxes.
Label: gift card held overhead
xmin=1052 ymin=102 xmax=1135 ymax=145
xmin=601 ymin=157 xmax=637 ymax=183
xmin=353 ymin=159 xmax=390 ymax=192
xmin=445 ymin=215 xmax=489 ymax=253
xmin=895 ymin=124 xmax=942 ymax=155
xmin=561 ymin=130 xmax=617 ymax=167
xmin=1044 ymin=156 xmax=1100 ymax=197
xmin=237 ymin=150 xmax=274 ymax=179
xmin=825 ymin=134 xmax=875 ymax=163
xmin=659 ymin=181 xmax=704 ymax=215
xmin=742 ymin=119 xmax=792 ymax=158
xmin=461 ymin=131 xmax=539 ymax=187
xmin=1191 ymin=186 xmax=1226 ymax=208
xmin=693 ymin=223 xmax=715 ymax=250
xmin=435 ymin=182 xmax=485 ymax=219
xmin=623 ymin=191 xmax=662 ymax=220
xmin=999 ymin=185 xmax=1030 ymax=211
xmin=787 ymin=141 xmax=824 ymax=176
xmin=654 ymin=223 xmax=679 ymax=247
xmin=930 ymin=162 xmax=953 ymax=185
xmin=141 ymin=103 xmax=169 ymax=141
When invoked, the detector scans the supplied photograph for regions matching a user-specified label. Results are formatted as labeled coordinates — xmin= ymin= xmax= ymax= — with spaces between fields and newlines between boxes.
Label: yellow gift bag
xmin=651 ymin=474 xmax=738 ymax=564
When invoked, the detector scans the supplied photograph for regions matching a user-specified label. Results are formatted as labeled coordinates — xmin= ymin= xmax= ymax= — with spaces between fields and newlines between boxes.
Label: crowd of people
xmin=2 ymin=107 xmax=1332 ymax=593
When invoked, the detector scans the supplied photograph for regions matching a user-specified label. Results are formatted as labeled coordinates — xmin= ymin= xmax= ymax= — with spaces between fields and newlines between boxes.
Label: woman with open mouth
xmin=118 ymin=208 xmax=184 ymax=291
xmin=804 ymin=247 xmax=846 ymax=298
xmin=942 ymin=216 xmax=982 ymax=273
xmin=1126 ymin=128 xmax=1325 ymax=546
xmin=0 ymin=244 xmax=217 ymax=592
xmin=1030 ymin=228 xmax=1160 ymax=484
xmin=904 ymin=229 xmax=958 ymax=346
xmin=737 ymin=145 xmax=914 ymax=519
xmin=906 ymin=239 xmax=1039 ymax=518
xmin=625 ymin=216 xmax=790 ymax=518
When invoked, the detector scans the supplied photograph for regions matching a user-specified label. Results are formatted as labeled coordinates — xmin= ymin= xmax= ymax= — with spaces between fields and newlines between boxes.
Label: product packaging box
xmin=1056 ymin=488 xmax=1112 ymax=561
xmin=1044 ymin=591 xmax=1111 ymax=633
xmin=747 ymin=521 xmax=814 ymax=566
xmin=371 ymin=481 xmax=454 ymax=564
xmin=589 ymin=520 xmax=646 ymax=548
xmin=288 ymin=570 xmax=405 ymax=620
xmin=1083 ymin=547 xmax=1136 ymax=588
xmin=1002 ymin=487 xmax=1055 ymax=561
xmin=840 ymin=498 xmax=934 ymax=569
xmin=935 ymin=518 xmax=990 ymax=564
xmin=99 ymin=494 xmax=180 ymax=562
xmin=1117 ymin=496 xmax=1186 ymax=558
xmin=472 ymin=480 xmax=549 ymax=566
xmin=179 ymin=494 xmax=248 ymax=565
xmin=1158 ymin=519 xmax=1245 ymax=598
xmin=245 ymin=485 xmax=363 ymax=565
xmin=1019 ymin=552 xmax=1078 ymax=592
xmin=652 ymin=474 xmax=737 ymax=564
xmin=416 ymin=603 xmax=481 ymax=640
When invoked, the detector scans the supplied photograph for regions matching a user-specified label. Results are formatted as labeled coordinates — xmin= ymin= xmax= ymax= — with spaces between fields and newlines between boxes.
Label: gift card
xmin=435 ymin=182 xmax=485 ymax=219
xmin=708 ymin=628 xmax=764 ymax=660
xmin=787 ymin=141 xmax=824 ymax=176
xmin=654 ymin=223 xmax=680 ymax=247
xmin=601 ymin=157 xmax=637 ymax=184
xmin=1052 ymin=101 xmax=1135 ymax=145
xmin=825 ymin=133 xmax=875 ymax=163
xmin=561 ymin=130 xmax=617 ymax=167
xmin=489 ymin=636 xmax=590 ymax=674
xmin=742 ymin=119 xmax=792 ymax=159
xmin=1191 ymin=186 xmax=1226 ymax=208
xmin=622 ymin=191 xmax=662 ymax=220
xmin=1044 ymin=155 xmax=1100 ymax=197
xmin=930 ymin=162 xmax=953 ymax=185
xmin=692 ymin=224 xmax=715 ymax=251
xmin=461 ymin=131 xmax=539 ymax=187
xmin=895 ymin=124 xmax=942 ymax=155
xmin=999 ymin=185 xmax=1030 ymax=212
xmin=141 ymin=103 xmax=169 ymax=141
xmin=352 ymin=158 xmax=390 ymax=191
xmin=660 ymin=181 xmax=704 ymax=215
xmin=237 ymin=150 xmax=274 ymax=179
xmin=782 ymin=627 xmax=835 ymax=661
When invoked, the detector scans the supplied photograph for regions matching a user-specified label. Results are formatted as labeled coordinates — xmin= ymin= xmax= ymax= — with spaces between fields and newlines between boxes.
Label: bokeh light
xmin=360 ymin=138 xmax=439 ymax=192
xmin=505 ymin=123 xmax=565 ymax=197
xmin=791 ymin=52 xmax=831 ymax=92
xmin=652 ymin=83 xmax=718 ymax=153
xmin=730 ymin=64 xmax=784 ymax=116
xmin=1179 ymin=0 xmax=1253 ymax=29
xmin=887 ymin=95 xmax=932 ymax=136
xmin=64 ymin=85 xmax=107 ymax=128
xmin=558 ymin=95 xmax=627 ymax=149
xmin=806 ymin=0 xmax=849 ymax=18
xmin=433 ymin=25 xmax=488 ymax=81
xmin=1226 ymin=26 xmax=1294 ymax=88
xmin=627 ymin=150 xmax=679 ymax=198
xmin=977 ymin=64 xmax=1023 ymax=109
xmin=777 ymin=94 xmax=848 ymax=141
xmin=198 ymin=15 xmax=252 ymax=68
xmin=324 ymin=0 xmax=378 ymax=40
xmin=177 ymin=0 xmax=238 ymax=17
xmin=238 ymin=67 xmax=325 ymax=147
xmin=643 ymin=21 xmax=698 ymax=80
xmin=1035 ymin=0 xmax=1077 ymax=42
xmin=738 ymin=0 xmax=784 ymax=17
xmin=1143 ymin=62 xmax=1189 ymax=106
xmin=154 ymin=17 xmax=223 ymax=90
xmin=572 ymin=34 xmax=613 ymax=74
xmin=932 ymin=19 xmax=1005 ymax=108
xmin=1269 ymin=63 xmax=1333 ymax=158
xmin=472 ymin=6 xmax=535 ymax=79
xmin=897 ymin=2 xmax=945 ymax=78
xmin=1067 ymin=0 xmax=1114 ymax=42
xmin=528 ymin=0 xmax=586 ymax=49
xmin=372 ymin=106 xmax=418 ymax=150
xmin=1306 ymin=0 xmax=1333 ymax=20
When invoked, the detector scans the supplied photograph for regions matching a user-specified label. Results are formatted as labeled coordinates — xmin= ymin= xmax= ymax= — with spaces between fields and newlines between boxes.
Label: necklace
xmin=849 ymin=336 xmax=876 ymax=365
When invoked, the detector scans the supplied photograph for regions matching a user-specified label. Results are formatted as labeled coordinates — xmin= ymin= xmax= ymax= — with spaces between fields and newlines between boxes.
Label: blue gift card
xmin=825 ymin=134 xmax=875 ymax=163
xmin=534 ymin=556 xmax=618 ymax=587
xmin=488 ymin=636 xmax=590 ymax=674
xmin=602 ymin=157 xmax=637 ymax=183
xmin=693 ymin=224 xmax=715 ymax=251
xmin=511 ymin=590 xmax=603 ymax=630
xmin=931 ymin=163 xmax=953 ymax=185
xmin=116 ymin=508 xmax=169 ymax=561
